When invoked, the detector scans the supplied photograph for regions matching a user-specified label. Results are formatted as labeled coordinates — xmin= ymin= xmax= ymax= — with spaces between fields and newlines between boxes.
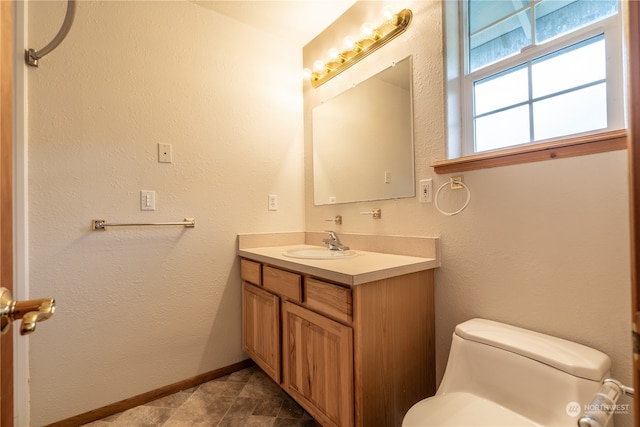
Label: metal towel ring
xmin=434 ymin=180 xmax=471 ymax=216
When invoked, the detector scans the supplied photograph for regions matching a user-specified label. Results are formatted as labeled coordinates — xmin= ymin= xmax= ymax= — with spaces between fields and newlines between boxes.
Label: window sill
xmin=432 ymin=130 xmax=628 ymax=175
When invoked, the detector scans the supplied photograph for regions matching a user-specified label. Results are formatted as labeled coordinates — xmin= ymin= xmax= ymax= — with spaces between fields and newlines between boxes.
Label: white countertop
xmin=238 ymin=244 xmax=439 ymax=286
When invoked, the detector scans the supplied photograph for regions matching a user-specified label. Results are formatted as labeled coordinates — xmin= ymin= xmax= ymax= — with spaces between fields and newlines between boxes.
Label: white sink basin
xmin=282 ymin=247 xmax=357 ymax=260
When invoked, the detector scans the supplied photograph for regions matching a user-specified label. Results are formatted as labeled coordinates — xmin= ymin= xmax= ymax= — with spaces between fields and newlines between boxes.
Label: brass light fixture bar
xmin=306 ymin=8 xmax=413 ymax=88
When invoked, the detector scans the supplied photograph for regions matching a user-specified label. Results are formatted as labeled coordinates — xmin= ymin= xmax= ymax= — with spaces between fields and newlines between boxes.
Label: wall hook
xmin=359 ymin=208 xmax=381 ymax=219
xmin=324 ymin=215 xmax=343 ymax=225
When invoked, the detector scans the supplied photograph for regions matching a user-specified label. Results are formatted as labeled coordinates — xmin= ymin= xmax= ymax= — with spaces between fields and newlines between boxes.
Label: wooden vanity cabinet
xmin=240 ymin=258 xmax=435 ymax=427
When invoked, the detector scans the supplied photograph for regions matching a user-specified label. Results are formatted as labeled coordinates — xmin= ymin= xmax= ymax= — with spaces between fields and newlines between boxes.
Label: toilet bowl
xmin=402 ymin=318 xmax=612 ymax=427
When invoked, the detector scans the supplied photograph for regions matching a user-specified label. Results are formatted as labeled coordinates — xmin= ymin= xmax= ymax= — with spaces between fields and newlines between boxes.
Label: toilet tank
xmin=438 ymin=319 xmax=611 ymax=426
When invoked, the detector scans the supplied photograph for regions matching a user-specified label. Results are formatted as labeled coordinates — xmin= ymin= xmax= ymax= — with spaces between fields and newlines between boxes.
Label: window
xmin=445 ymin=0 xmax=624 ymax=162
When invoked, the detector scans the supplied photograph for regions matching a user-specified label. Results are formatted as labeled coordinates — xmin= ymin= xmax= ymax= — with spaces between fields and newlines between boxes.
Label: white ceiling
xmin=192 ymin=1 xmax=357 ymax=47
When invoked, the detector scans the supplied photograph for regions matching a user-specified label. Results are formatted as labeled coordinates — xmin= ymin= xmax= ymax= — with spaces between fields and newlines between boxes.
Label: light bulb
xmin=382 ymin=6 xmax=395 ymax=22
xmin=328 ymin=47 xmax=340 ymax=61
xmin=360 ymin=23 xmax=374 ymax=38
xmin=313 ymin=60 xmax=325 ymax=72
xmin=343 ymin=36 xmax=356 ymax=50
xmin=302 ymin=68 xmax=312 ymax=80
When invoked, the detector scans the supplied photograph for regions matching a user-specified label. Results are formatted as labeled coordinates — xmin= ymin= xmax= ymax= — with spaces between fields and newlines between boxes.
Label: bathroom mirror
xmin=312 ymin=56 xmax=415 ymax=205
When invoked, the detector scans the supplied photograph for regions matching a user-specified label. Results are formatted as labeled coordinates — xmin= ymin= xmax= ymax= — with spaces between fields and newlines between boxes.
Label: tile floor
xmin=84 ymin=366 xmax=319 ymax=427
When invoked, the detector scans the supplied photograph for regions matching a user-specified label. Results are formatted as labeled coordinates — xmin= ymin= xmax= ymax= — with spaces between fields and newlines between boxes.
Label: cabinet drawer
xmin=240 ymin=259 xmax=262 ymax=285
xmin=305 ymin=278 xmax=352 ymax=323
xmin=263 ymin=266 xmax=302 ymax=302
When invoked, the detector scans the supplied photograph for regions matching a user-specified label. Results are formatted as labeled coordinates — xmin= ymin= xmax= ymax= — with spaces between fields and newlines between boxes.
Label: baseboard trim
xmin=44 ymin=359 xmax=255 ymax=427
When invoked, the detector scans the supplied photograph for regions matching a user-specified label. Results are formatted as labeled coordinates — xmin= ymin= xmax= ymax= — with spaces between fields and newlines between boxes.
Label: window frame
xmin=438 ymin=0 xmax=626 ymax=174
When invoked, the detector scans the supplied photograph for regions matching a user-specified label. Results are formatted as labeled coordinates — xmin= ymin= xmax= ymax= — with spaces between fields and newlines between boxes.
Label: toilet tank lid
xmin=455 ymin=319 xmax=611 ymax=381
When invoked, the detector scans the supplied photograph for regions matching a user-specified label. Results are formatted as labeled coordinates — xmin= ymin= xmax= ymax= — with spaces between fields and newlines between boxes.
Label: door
xmin=1 ymin=5 xmax=57 ymax=426
xmin=1 ymin=1 xmax=14 ymax=424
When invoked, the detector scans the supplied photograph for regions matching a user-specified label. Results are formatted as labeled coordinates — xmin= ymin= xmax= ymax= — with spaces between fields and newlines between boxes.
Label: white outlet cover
xmin=158 ymin=143 xmax=172 ymax=163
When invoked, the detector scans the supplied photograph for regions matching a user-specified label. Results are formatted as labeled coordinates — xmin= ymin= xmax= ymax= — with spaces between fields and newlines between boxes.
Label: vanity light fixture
xmin=303 ymin=8 xmax=412 ymax=88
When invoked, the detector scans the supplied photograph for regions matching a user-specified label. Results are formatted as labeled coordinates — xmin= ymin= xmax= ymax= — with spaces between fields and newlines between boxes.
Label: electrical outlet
xmin=158 ymin=143 xmax=172 ymax=163
xmin=268 ymin=194 xmax=278 ymax=211
xmin=419 ymin=179 xmax=433 ymax=203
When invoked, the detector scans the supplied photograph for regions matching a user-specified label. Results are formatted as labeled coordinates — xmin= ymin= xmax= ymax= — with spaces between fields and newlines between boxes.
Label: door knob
xmin=0 ymin=287 xmax=55 ymax=335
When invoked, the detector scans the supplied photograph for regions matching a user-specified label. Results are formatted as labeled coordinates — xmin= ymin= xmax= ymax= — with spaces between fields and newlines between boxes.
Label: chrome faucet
xmin=322 ymin=230 xmax=350 ymax=251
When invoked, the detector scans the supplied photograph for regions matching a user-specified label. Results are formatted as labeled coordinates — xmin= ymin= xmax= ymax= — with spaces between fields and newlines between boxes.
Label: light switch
xmin=140 ymin=190 xmax=156 ymax=211
xmin=268 ymin=194 xmax=278 ymax=211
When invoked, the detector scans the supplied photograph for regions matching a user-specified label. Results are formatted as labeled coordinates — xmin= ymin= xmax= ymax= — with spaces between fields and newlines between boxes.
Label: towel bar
xmin=92 ymin=218 xmax=195 ymax=230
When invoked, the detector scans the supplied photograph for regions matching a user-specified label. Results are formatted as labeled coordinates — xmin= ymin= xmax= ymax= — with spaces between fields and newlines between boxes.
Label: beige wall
xmin=26 ymin=1 xmax=304 ymax=424
xmin=304 ymin=1 xmax=633 ymax=425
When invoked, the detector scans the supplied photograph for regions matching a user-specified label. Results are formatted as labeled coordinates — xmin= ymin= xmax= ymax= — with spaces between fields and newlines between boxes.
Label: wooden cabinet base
xmin=241 ymin=259 xmax=435 ymax=427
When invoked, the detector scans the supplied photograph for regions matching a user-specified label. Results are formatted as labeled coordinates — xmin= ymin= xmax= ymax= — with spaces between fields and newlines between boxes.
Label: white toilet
xmin=403 ymin=318 xmax=612 ymax=427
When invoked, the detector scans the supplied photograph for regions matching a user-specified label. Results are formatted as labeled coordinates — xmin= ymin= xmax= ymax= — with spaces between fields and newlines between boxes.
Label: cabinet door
xmin=282 ymin=301 xmax=354 ymax=427
xmin=242 ymin=282 xmax=280 ymax=383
